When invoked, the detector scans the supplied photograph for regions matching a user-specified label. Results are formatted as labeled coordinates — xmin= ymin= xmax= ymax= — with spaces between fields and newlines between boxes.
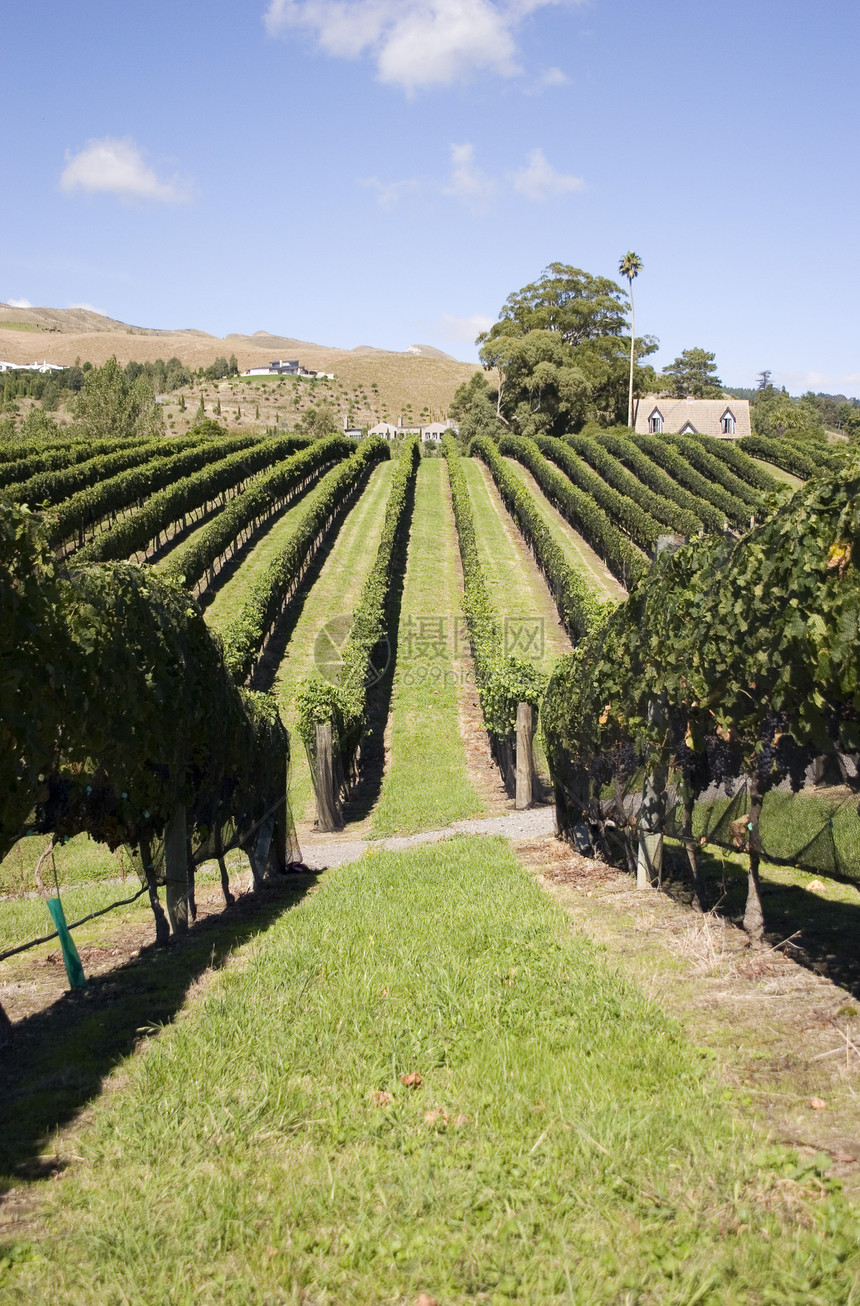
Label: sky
xmin=2 ymin=0 xmax=858 ymax=395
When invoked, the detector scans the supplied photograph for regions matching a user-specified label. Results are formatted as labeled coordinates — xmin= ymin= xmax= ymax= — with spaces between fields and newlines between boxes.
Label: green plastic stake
xmin=45 ymin=898 xmax=87 ymax=990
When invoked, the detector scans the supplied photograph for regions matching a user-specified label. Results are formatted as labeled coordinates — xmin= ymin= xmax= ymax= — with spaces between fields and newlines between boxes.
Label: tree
xmin=662 ymin=348 xmax=723 ymax=398
xmin=756 ymin=369 xmax=772 ymax=390
xmin=298 ymin=403 xmax=338 ymax=440
xmin=618 ymin=251 xmax=643 ymax=428
xmin=751 ymin=388 xmax=827 ymax=442
xmin=75 ymin=357 xmax=164 ymax=443
xmin=476 ymin=262 xmax=658 ymax=435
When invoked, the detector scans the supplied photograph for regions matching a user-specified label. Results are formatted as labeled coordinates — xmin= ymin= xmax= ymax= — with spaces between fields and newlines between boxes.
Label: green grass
xmin=8 ymin=838 xmax=859 ymax=1305
xmin=371 ymin=460 xmax=483 ymax=836
xmin=202 ymin=491 xmax=326 ymax=637
xmin=271 ymin=461 xmax=395 ymax=823
xmin=0 ymin=833 xmax=132 ymax=898
xmin=460 ymin=457 xmax=571 ymax=672
xmin=0 ymin=322 xmax=41 ymax=332
xmin=750 ymin=457 xmax=805 ymax=491
xmin=501 ymin=456 xmax=627 ymax=601
xmin=0 ymin=879 xmax=151 ymax=956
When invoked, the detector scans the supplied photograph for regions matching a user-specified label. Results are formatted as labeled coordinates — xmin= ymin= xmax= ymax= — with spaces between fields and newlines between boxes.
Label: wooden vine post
xmin=515 ymin=702 xmax=535 ymax=810
xmin=163 ymin=804 xmax=190 ymax=934
xmin=315 ymin=721 xmax=343 ymax=832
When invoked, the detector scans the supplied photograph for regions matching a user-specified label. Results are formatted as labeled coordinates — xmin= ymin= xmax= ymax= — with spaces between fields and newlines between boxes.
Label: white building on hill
xmin=367 ymin=419 xmax=459 ymax=441
xmin=633 ymin=395 xmax=751 ymax=439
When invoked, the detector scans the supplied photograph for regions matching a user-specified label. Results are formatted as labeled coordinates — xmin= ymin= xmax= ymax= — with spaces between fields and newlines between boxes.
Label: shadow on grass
xmin=341 ymin=471 xmax=415 ymax=824
xmin=249 ymin=476 xmax=371 ymax=694
xmin=661 ymin=844 xmax=860 ymax=998
xmin=0 ymin=874 xmax=316 ymax=1192
xmin=196 ymin=474 xmax=326 ymax=616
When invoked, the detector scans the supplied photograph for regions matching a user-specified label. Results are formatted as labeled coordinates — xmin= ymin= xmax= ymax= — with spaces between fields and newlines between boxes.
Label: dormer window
xmin=720 ymin=410 xmax=735 ymax=435
xmin=648 ymin=409 xmax=663 ymax=433
xmin=679 ymin=422 xmax=697 ymax=435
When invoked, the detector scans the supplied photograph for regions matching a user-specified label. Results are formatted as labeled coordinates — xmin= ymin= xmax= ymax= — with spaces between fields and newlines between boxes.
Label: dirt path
xmin=515 ymin=835 xmax=860 ymax=1194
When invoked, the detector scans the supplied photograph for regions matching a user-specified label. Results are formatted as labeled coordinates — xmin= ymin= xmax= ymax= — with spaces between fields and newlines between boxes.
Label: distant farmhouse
xmin=633 ymin=395 xmax=751 ymax=440
xmin=242 ymin=359 xmax=334 ymax=379
xmin=0 ymin=359 xmax=63 ymax=373
xmin=366 ymin=419 xmax=459 ymax=442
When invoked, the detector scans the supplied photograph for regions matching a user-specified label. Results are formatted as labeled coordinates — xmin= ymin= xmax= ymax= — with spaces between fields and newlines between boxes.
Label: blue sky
xmin=2 ymin=0 xmax=858 ymax=394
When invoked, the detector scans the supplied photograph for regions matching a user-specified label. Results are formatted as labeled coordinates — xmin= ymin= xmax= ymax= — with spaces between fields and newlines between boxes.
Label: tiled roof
xmin=633 ymin=395 xmax=751 ymax=439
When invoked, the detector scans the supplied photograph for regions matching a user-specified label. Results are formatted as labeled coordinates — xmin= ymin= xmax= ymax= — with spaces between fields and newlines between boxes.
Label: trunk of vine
xmin=743 ymin=774 xmax=766 ymax=949
xmin=214 ymin=824 xmax=234 ymax=906
xmin=681 ymin=783 xmax=708 ymax=912
xmin=164 ymin=804 xmax=190 ymax=934
xmin=137 ymin=835 xmax=170 ymax=946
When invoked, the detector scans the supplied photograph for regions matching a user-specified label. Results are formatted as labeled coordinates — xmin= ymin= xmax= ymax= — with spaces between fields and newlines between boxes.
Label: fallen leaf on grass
xmin=807 ymin=879 xmax=824 ymax=892
xmin=810 ymin=1097 xmax=827 ymax=1110
xmin=401 ymin=1071 xmax=423 ymax=1088
xmin=371 ymin=1090 xmax=393 ymax=1107
xmin=416 ymin=1295 xmax=439 ymax=1306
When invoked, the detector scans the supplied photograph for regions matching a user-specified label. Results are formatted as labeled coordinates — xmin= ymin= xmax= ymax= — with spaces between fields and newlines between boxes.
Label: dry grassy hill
xmin=0 ymin=304 xmax=479 ymax=430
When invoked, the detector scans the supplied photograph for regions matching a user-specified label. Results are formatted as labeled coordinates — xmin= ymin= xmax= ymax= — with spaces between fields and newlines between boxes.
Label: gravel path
xmin=298 ymin=805 xmax=556 ymax=869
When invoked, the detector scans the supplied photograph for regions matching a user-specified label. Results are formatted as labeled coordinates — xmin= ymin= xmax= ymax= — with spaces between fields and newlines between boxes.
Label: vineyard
xmin=2 ymin=420 xmax=860 ymax=1301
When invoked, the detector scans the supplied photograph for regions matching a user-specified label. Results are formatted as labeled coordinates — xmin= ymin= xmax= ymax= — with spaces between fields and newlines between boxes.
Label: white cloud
xmin=779 ymin=369 xmax=860 ymax=397
xmin=5 ymin=297 xmax=32 ymax=308
xmin=264 ymin=0 xmax=576 ymax=92
xmin=359 ymin=175 xmax=422 ymax=209
xmin=509 ymin=147 xmax=584 ymax=200
xmin=68 ymin=301 xmax=108 ymax=316
xmin=526 ymin=64 xmax=569 ymax=92
xmin=439 ymin=312 xmax=495 ymax=341
xmin=361 ymin=142 xmax=584 ymax=211
xmin=60 ymin=137 xmax=191 ymax=204
xmin=443 ymin=143 xmax=497 ymax=209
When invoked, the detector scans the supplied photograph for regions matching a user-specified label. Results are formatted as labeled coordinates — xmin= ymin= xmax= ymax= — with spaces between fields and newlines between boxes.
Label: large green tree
xmin=475 ymin=263 xmax=657 ymax=436
xmin=75 ymin=356 xmax=164 ymax=443
xmin=662 ymin=348 xmax=723 ymax=398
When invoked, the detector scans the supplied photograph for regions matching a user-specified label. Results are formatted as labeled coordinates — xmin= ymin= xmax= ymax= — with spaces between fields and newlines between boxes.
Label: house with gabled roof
xmin=633 ymin=395 xmax=751 ymax=440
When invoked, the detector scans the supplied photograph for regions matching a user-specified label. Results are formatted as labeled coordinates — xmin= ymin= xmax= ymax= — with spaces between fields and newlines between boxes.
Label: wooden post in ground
xmin=636 ymin=767 xmax=667 ymax=888
xmin=515 ymin=702 xmax=534 ymax=811
xmin=164 ymin=804 xmax=190 ymax=934
xmin=315 ymin=722 xmax=343 ymax=832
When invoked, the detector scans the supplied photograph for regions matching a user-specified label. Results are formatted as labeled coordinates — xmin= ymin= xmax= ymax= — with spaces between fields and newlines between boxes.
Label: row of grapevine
xmin=50 ymin=434 xmax=301 ymax=551
xmin=631 ymin=434 xmax=750 ymax=528
xmin=471 ymin=436 xmax=616 ymax=636
xmin=534 ymin=434 xmax=667 ymax=551
xmin=593 ymin=432 xmax=725 ymax=532
xmin=163 ymin=435 xmax=355 ymax=592
xmin=543 ymin=455 xmax=860 ymax=945
xmin=691 ymin=434 xmax=781 ymax=495
xmin=1 ymin=501 xmax=292 ymax=956
xmin=665 ymin=435 xmax=761 ymax=513
xmin=74 ymin=433 xmax=314 ymax=565
xmin=0 ymin=435 xmax=137 ymax=491
xmin=440 ymin=435 xmax=546 ymax=753
xmin=739 ymin=436 xmax=819 ymax=480
xmin=564 ymin=435 xmax=702 ymax=536
xmin=492 ymin=434 xmax=648 ymax=588
xmin=296 ymin=437 xmax=421 ymax=802
xmin=6 ymin=434 xmax=215 ymax=508
xmin=220 ymin=439 xmax=389 ymax=683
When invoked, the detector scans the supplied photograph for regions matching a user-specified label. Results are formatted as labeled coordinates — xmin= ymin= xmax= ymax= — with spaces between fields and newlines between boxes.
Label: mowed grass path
xmin=202 ymin=484 xmax=331 ymax=637
xmin=501 ymin=456 xmax=628 ymax=602
xmin=270 ymin=461 xmax=395 ymax=824
xmin=371 ymin=459 xmax=483 ymax=837
xmin=15 ymin=838 xmax=860 ymax=1305
xmin=461 ymin=457 xmax=571 ymax=672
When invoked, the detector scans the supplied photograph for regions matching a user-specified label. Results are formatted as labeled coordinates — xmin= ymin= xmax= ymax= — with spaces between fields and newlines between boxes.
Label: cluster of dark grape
xmin=703 ymin=734 xmax=743 ymax=794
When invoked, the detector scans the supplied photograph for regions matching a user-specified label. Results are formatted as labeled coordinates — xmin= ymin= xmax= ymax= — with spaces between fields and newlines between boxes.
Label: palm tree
xmin=619 ymin=251 xmax=643 ymax=429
